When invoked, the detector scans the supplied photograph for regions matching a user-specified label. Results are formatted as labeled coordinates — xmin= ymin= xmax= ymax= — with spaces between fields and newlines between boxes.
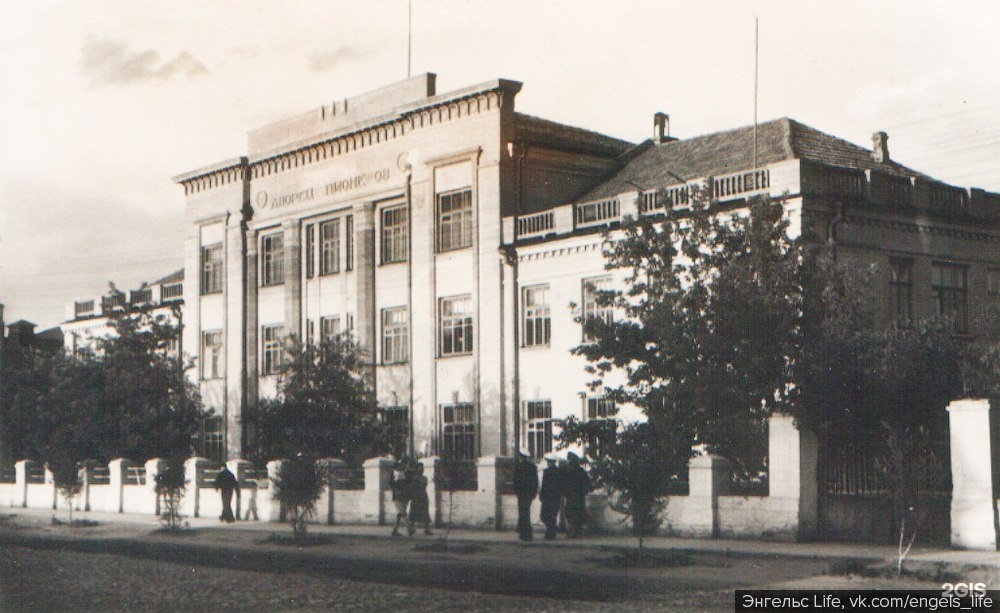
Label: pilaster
xmin=353 ymin=201 xmax=377 ymax=384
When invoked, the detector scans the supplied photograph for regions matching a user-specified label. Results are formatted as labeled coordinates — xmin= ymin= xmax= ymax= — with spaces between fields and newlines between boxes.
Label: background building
xmin=173 ymin=74 xmax=1000 ymax=462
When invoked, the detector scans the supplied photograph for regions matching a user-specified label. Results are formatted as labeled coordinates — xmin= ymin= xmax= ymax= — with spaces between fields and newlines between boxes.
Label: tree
xmin=272 ymin=454 xmax=327 ymax=539
xmin=572 ymin=195 xmax=801 ymax=480
xmin=154 ymin=459 xmax=187 ymax=531
xmin=249 ymin=335 xmax=391 ymax=466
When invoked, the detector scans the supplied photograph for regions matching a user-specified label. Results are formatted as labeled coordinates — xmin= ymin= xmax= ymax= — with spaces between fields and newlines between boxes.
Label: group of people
xmin=389 ymin=462 xmax=433 ymax=537
xmin=514 ymin=451 xmax=589 ymax=541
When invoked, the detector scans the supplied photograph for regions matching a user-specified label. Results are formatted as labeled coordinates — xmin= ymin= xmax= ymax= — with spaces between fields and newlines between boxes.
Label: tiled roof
xmin=582 ymin=118 xmax=929 ymax=201
xmin=515 ymin=113 xmax=633 ymax=158
xmin=154 ymin=269 xmax=184 ymax=285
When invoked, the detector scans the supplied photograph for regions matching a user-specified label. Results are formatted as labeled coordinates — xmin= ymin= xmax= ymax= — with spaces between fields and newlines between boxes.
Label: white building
xmin=173 ymin=73 xmax=1000 ymax=462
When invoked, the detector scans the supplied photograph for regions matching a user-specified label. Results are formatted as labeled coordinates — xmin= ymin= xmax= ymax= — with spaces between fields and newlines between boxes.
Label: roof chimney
xmin=872 ymin=131 xmax=889 ymax=163
xmin=653 ymin=112 xmax=671 ymax=144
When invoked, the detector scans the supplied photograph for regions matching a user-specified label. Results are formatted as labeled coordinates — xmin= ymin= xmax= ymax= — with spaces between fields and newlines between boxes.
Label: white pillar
xmin=320 ymin=458 xmax=346 ymax=525
xmin=266 ymin=460 xmax=283 ymax=521
xmin=678 ymin=454 xmax=731 ymax=538
xmin=13 ymin=460 xmax=30 ymax=507
xmin=947 ymin=399 xmax=997 ymax=550
xmin=145 ymin=458 xmax=166 ymax=516
xmin=768 ymin=413 xmax=818 ymax=540
xmin=108 ymin=458 xmax=133 ymax=514
xmin=477 ymin=455 xmax=511 ymax=530
xmin=184 ymin=457 xmax=210 ymax=518
xmin=362 ymin=457 xmax=393 ymax=525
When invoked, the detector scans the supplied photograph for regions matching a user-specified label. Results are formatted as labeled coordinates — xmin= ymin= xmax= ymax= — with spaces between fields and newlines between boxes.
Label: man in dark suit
xmin=214 ymin=465 xmax=240 ymax=523
xmin=512 ymin=450 xmax=539 ymax=541
xmin=539 ymin=454 xmax=563 ymax=540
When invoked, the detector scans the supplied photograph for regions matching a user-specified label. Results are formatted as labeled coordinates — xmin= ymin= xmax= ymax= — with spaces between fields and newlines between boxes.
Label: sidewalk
xmin=5 ymin=505 xmax=996 ymax=573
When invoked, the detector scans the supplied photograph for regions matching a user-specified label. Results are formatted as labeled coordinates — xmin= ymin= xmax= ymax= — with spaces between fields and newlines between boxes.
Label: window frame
xmin=381 ymin=205 xmax=409 ymax=264
xmin=932 ymin=261 xmax=969 ymax=334
xmin=441 ymin=402 xmax=476 ymax=460
xmin=319 ymin=218 xmax=341 ymax=276
xmin=435 ymin=189 xmax=473 ymax=252
xmin=524 ymin=400 xmax=553 ymax=460
xmin=201 ymin=243 xmax=224 ymax=295
xmin=381 ymin=306 xmax=409 ymax=364
xmin=201 ymin=330 xmax=224 ymax=380
xmin=260 ymin=232 xmax=285 ymax=286
xmin=320 ymin=316 xmax=341 ymax=341
xmin=582 ymin=275 xmax=614 ymax=341
xmin=261 ymin=324 xmax=285 ymax=375
xmin=888 ymin=257 xmax=913 ymax=325
xmin=522 ymin=284 xmax=551 ymax=347
xmin=439 ymin=295 xmax=474 ymax=357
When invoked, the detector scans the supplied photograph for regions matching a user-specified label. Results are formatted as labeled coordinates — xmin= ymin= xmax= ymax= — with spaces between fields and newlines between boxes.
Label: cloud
xmin=308 ymin=45 xmax=366 ymax=72
xmin=80 ymin=37 xmax=208 ymax=86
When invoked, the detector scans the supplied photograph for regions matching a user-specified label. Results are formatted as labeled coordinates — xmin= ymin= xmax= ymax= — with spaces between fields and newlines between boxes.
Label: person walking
xmin=390 ymin=461 xmax=412 ymax=537
xmin=564 ymin=452 xmax=588 ymax=537
xmin=407 ymin=463 xmax=433 ymax=536
xmin=243 ymin=478 xmax=259 ymax=521
xmin=539 ymin=454 xmax=563 ymax=540
xmin=513 ymin=450 xmax=539 ymax=541
xmin=214 ymin=465 xmax=240 ymax=523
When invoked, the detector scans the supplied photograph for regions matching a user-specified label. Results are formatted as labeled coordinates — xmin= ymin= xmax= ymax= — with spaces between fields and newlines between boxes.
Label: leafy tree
xmin=272 ymin=454 xmax=327 ymax=539
xmin=572 ymin=195 xmax=802 ymax=480
xmin=48 ymin=453 xmax=83 ymax=525
xmin=249 ymin=335 xmax=391 ymax=466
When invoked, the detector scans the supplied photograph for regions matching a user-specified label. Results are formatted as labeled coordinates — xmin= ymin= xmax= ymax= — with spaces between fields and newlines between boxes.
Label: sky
xmin=1 ymin=1 xmax=998 ymax=329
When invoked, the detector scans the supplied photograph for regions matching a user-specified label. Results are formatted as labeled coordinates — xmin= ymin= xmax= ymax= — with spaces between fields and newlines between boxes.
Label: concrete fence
xmin=0 ymin=404 xmax=995 ymax=550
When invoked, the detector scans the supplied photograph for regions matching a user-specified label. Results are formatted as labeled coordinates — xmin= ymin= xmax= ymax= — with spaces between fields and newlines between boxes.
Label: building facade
xmin=174 ymin=74 xmax=1000 ymax=462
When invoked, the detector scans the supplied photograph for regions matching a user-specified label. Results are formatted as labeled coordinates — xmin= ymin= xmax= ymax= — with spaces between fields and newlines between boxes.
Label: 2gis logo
xmin=941 ymin=582 xmax=987 ymax=598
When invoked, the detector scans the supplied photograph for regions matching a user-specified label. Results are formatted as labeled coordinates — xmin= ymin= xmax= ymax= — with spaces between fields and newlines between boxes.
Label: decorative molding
xmin=518 ymin=241 xmax=603 ymax=262
xmin=844 ymin=213 xmax=1000 ymax=243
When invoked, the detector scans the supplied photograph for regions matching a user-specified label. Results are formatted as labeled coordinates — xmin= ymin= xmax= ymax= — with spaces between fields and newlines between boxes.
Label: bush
xmin=154 ymin=460 xmax=187 ymax=531
xmin=272 ymin=455 xmax=327 ymax=539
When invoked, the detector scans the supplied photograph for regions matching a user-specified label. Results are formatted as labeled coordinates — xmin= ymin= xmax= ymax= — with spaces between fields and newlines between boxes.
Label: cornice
xmin=173 ymin=158 xmax=248 ymax=196
xmin=517 ymin=240 xmax=603 ymax=262
xmin=844 ymin=212 xmax=1000 ymax=243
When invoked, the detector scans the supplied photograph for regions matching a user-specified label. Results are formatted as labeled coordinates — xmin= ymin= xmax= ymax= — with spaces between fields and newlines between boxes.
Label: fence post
xmin=947 ymin=399 xmax=997 ymax=550
xmin=477 ymin=455 xmax=511 ymax=530
xmin=44 ymin=463 xmax=56 ymax=510
xmin=183 ymin=457 xmax=209 ymax=518
xmin=319 ymin=458 xmax=346 ymax=525
xmin=14 ymin=460 xmax=30 ymax=507
xmin=419 ymin=456 xmax=441 ymax=528
xmin=266 ymin=459 xmax=283 ymax=521
xmin=80 ymin=462 xmax=91 ymax=512
xmin=226 ymin=459 xmax=251 ymax=521
xmin=362 ymin=457 xmax=393 ymax=525
xmin=768 ymin=413 xmax=819 ymax=541
xmin=145 ymin=458 xmax=166 ymax=516
xmin=679 ymin=453 xmax=731 ymax=537
xmin=108 ymin=458 xmax=133 ymax=514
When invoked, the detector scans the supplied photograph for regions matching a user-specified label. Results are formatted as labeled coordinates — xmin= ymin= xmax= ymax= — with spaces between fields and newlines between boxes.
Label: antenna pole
xmin=407 ymin=0 xmax=412 ymax=78
xmin=753 ymin=16 xmax=759 ymax=172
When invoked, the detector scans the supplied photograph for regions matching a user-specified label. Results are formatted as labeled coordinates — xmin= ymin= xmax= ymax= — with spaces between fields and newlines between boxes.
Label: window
xmin=345 ymin=215 xmax=354 ymax=271
xmin=436 ymin=189 xmax=473 ymax=252
xmin=381 ymin=405 xmax=410 ymax=444
xmin=320 ymin=316 xmax=340 ymax=340
xmin=381 ymin=205 xmax=408 ymax=264
xmin=306 ymin=319 xmax=315 ymax=344
xmin=441 ymin=402 xmax=476 ymax=460
xmin=261 ymin=324 xmax=284 ymax=375
xmin=261 ymin=232 xmax=284 ymax=286
xmin=888 ymin=258 xmax=913 ymax=324
xmin=587 ymin=396 xmax=617 ymax=420
xmin=585 ymin=396 xmax=617 ymax=458
xmin=320 ymin=219 xmax=340 ymax=275
xmin=932 ymin=262 xmax=968 ymax=333
xmin=439 ymin=295 xmax=473 ymax=356
xmin=382 ymin=307 xmax=409 ymax=364
xmin=200 ymin=416 xmax=225 ymax=463
xmin=522 ymin=285 xmax=551 ymax=347
xmin=305 ymin=224 xmax=315 ymax=279
xmin=582 ymin=276 xmax=614 ymax=340
xmin=202 ymin=331 xmax=224 ymax=379
xmin=524 ymin=400 xmax=552 ymax=460
xmin=201 ymin=244 xmax=223 ymax=294
xmin=162 ymin=283 xmax=183 ymax=300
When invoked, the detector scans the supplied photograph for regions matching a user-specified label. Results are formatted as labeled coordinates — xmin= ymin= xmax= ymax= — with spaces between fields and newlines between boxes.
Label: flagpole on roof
xmin=753 ymin=16 xmax=759 ymax=173
xmin=407 ymin=0 xmax=412 ymax=79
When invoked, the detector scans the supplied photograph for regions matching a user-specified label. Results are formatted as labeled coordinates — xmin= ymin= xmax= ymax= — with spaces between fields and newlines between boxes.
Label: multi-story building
xmin=60 ymin=270 xmax=185 ymax=357
xmin=173 ymin=74 xmax=1000 ymax=462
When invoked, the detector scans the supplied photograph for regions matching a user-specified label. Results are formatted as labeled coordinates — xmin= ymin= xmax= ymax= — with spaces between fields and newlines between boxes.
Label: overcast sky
xmin=1 ymin=1 xmax=998 ymax=329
